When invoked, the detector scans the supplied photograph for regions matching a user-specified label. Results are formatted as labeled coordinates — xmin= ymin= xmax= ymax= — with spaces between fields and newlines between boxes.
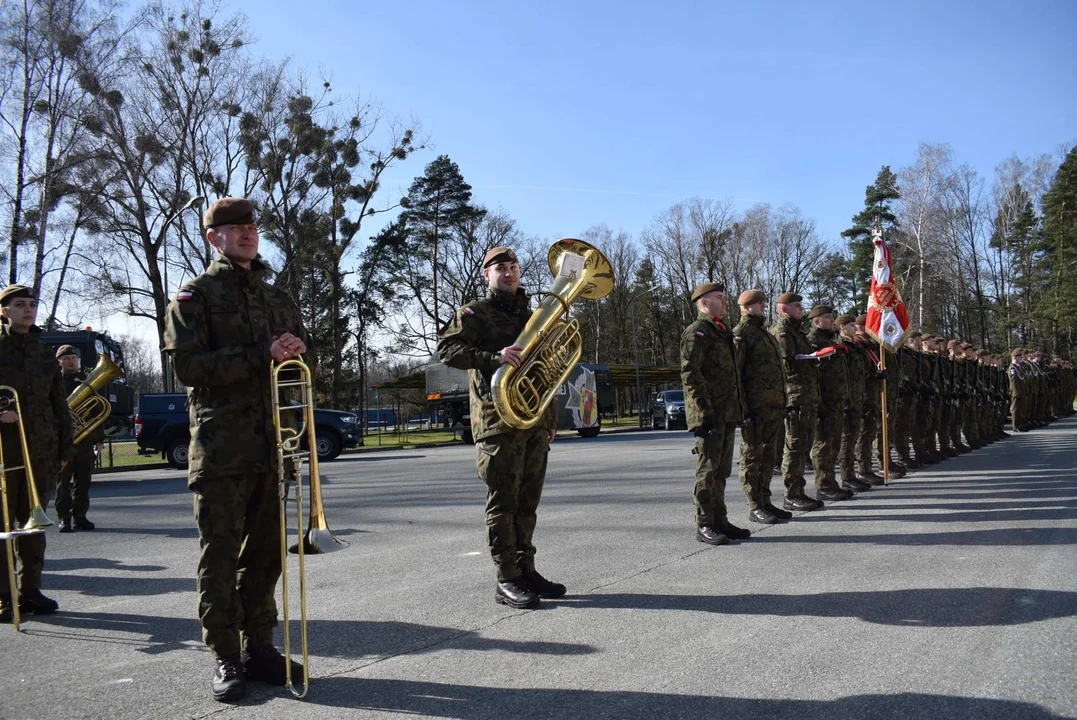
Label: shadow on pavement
xmin=303 ymin=680 xmax=1073 ymax=719
xmin=558 ymin=587 xmax=1077 ymax=627
xmin=749 ymin=526 xmax=1077 ymax=546
xmin=41 ymin=572 xmax=192 ymax=597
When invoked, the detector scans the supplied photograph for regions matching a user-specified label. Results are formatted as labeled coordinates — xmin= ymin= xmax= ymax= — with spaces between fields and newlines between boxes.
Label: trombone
xmin=0 ymin=387 xmax=53 ymax=632
xmin=270 ymin=356 xmax=348 ymax=698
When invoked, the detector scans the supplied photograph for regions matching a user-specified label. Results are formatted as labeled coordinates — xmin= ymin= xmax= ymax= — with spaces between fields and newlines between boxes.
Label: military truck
xmin=39 ymin=329 xmax=136 ymax=436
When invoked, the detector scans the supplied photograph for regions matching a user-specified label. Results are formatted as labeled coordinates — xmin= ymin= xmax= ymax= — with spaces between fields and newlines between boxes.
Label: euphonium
xmin=491 ymin=238 xmax=614 ymax=429
xmin=68 ymin=354 xmax=123 ymax=444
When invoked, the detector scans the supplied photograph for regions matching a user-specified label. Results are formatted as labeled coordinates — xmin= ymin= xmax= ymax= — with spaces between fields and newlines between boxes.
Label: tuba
xmin=68 ymin=354 xmax=124 ymax=445
xmin=491 ymin=238 xmax=614 ymax=429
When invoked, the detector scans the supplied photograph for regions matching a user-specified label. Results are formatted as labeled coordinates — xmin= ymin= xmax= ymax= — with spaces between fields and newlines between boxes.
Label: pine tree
xmin=1039 ymin=145 xmax=1077 ymax=356
xmin=841 ymin=166 xmax=901 ymax=309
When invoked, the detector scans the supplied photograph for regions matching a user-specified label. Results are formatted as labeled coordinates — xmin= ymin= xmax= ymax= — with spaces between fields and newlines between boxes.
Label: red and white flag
xmin=864 ymin=224 xmax=910 ymax=350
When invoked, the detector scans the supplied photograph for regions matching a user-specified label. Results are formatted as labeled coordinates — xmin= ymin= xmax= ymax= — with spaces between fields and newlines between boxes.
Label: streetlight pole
xmin=629 ymin=285 xmax=660 ymax=427
xmin=160 ymin=195 xmax=205 ymax=392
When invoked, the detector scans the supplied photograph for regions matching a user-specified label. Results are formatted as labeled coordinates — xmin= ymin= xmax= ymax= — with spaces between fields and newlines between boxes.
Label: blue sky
xmin=233 ymin=0 xmax=1076 ymax=246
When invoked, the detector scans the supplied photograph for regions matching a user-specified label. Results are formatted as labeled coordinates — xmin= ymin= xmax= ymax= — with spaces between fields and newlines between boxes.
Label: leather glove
xmin=874 ymin=368 xmax=888 ymax=380
xmin=693 ymin=415 xmax=716 ymax=438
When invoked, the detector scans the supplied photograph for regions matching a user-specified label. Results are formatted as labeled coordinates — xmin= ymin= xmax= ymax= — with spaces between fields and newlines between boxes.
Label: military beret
xmin=908 ymin=330 xmax=922 ymax=339
xmin=920 ymin=333 xmax=935 ymax=341
xmin=737 ymin=289 xmax=766 ymax=306
xmin=947 ymin=339 xmax=961 ymax=351
xmin=835 ymin=313 xmax=856 ymax=326
xmin=961 ymin=342 xmax=975 ymax=350
xmin=807 ymin=305 xmax=833 ymax=320
xmin=1010 ymin=348 xmax=1022 ymax=358
xmin=691 ymin=282 xmax=725 ymax=302
xmin=203 ymin=197 xmax=255 ymax=228
xmin=0 ymin=284 xmax=35 ymax=306
xmin=482 ymin=246 xmax=518 ymax=268
xmin=776 ymin=292 xmax=802 ymax=304
xmin=56 ymin=344 xmax=77 ymax=358
xmin=855 ymin=314 xmax=868 ymax=326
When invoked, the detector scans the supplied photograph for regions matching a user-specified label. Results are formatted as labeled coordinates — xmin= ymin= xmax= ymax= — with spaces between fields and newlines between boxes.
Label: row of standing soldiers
xmin=679 ymin=284 xmax=1077 ymax=545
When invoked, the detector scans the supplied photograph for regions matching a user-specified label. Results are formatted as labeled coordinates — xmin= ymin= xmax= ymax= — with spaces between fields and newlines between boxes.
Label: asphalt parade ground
xmin=3 ymin=419 xmax=1076 ymax=720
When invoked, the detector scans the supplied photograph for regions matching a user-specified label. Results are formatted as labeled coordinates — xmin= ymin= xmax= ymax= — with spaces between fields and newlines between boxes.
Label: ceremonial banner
xmin=864 ymin=225 xmax=910 ymax=351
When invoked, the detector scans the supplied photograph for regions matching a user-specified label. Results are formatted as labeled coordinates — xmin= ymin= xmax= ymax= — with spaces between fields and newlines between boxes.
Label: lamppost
xmin=160 ymin=195 xmax=205 ymax=392
xmin=629 ymin=285 xmax=660 ymax=427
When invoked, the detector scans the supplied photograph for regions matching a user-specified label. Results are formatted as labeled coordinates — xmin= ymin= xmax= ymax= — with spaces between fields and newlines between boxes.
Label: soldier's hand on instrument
xmin=500 ymin=344 xmax=524 ymax=368
xmin=548 ymin=427 xmax=556 ymax=443
xmin=0 ymin=410 xmax=18 ymax=423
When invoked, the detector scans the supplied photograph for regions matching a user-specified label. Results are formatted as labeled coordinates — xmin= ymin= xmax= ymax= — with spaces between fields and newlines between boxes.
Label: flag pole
xmin=879 ymin=348 xmax=889 ymax=485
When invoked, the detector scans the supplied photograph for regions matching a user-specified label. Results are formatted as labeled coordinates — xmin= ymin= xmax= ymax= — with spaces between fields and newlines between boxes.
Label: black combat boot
xmin=212 ymin=654 xmax=246 ymax=702
xmin=73 ymin=515 xmax=95 ymax=531
xmin=0 ymin=594 xmax=12 ymax=624
xmin=242 ymin=644 xmax=303 ymax=686
xmin=695 ymin=526 xmax=730 ymax=546
xmin=817 ymin=487 xmax=853 ymax=502
xmin=783 ymin=495 xmax=823 ymax=511
xmin=765 ymin=503 xmax=793 ymax=520
xmin=58 ymin=516 xmax=74 ymax=533
xmin=903 ymin=456 xmax=922 ymax=469
xmin=18 ymin=588 xmax=58 ymax=615
xmin=749 ymin=507 xmax=780 ymax=525
xmin=715 ymin=520 xmax=751 ymax=540
xmin=842 ymin=476 xmax=872 ymax=493
xmin=496 ymin=577 xmax=540 ymax=608
xmin=522 ymin=569 xmax=567 ymax=599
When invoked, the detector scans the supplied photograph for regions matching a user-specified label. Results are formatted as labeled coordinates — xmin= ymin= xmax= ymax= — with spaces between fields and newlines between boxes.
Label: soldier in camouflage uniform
xmin=934 ymin=339 xmax=957 ymax=458
xmin=961 ymin=344 xmax=983 ymax=449
xmin=807 ymin=306 xmax=866 ymax=495
xmin=947 ymin=340 xmax=972 ymax=453
xmin=771 ymin=292 xmax=844 ymax=507
xmin=1009 ymin=349 xmax=1027 ymax=431
xmin=438 ymin=245 xmax=562 ymax=610
xmin=836 ymin=314 xmax=871 ymax=485
xmin=917 ymin=334 xmax=943 ymax=463
xmin=162 ymin=198 xmax=309 ymax=702
xmin=895 ymin=335 xmax=921 ymax=468
xmin=854 ymin=316 xmax=894 ymax=481
xmin=0 ymin=284 xmax=75 ymax=624
xmin=54 ymin=345 xmax=106 ymax=533
xmin=679 ymin=282 xmax=750 ymax=545
xmin=733 ymin=289 xmax=792 ymax=526
xmin=873 ymin=343 xmax=906 ymax=479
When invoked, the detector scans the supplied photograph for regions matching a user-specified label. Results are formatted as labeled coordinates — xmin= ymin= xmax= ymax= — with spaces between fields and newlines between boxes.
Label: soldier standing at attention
xmin=771 ymin=292 xmax=841 ymax=507
xmin=895 ymin=333 xmax=922 ymax=469
xmin=163 ymin=198 xmax=310 ymax=702
xmin=836 ymin=314 xmax=873 ymax=486
xmin=917 ymin=334 xmax=943 ymax=464
xmin=680 ymin=282 xmax=750 ymax=545
xmin=1009 ymin=349 xmax=1026 ymax=431
xmin=854 ymin=315 xmax=889 ymax=482
xmin=438 ymin=246 xmax=562 ymax=610
xmin=947 ymin=340 xmax=972 ymax=453
xmin=54 ymin=345 xmax=106 ymax=533
xmin=733 ymin=289 xmax=792 ymax=525
xmin=0 ymin=284 xmax=75 ymax=624
xmin=806 ymin=306 xmax=866 ymax=495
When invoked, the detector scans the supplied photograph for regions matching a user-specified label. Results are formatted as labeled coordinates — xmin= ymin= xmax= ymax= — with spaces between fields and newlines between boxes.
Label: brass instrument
xmin=0 ymin=387 xmax=52 ymax=632
xmin=491 ymin=238 xmax=614 ymax=429
xmin=68 ymin=354 xmax=124 ymax=445
xmin=270 ymin=356 xmax=349 ymax=698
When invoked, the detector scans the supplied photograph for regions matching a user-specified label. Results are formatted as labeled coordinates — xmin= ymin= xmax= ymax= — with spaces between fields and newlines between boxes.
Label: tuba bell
xmin=68 ymin=354 xmax=124 ymax=445
xmin=491 ymin=238 xmax=614 ymax=429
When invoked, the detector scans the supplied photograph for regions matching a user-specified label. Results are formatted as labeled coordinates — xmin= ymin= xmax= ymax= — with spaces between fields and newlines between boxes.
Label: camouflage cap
xmin=835 ymin=313 xmax=856 ymax=326
xmin=55 ymin=344 xmax=78 ymax=358
xmin=776 ymin=291 xmax=802 ymax=304
xmin=203 ymin=197 xmax=255 ymax=228
xmin=737 ymin=289 xmax=766 ymax=306
xmin=691 ymin=281 xmax=725 ymax=302
xmin=807 ymin=305 xmax=833 ymax=319
xmin=0 ymin=284 xmax=34 ymax=306
xmin=482 ymin=246 xmax=518 ymax=268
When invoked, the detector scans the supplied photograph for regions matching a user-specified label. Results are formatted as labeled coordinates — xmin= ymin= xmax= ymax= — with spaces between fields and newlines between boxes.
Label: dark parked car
xmin=649 ymin=389 xmax=686 ymax=430
xmin=135 ymin=393 xmax=363 ymax=469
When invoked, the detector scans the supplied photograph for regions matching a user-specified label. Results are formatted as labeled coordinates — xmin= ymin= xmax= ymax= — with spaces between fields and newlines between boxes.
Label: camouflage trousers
xmin=915 ymin=396 xmax=936 ymax=456
xmin=857 ymin=408 xmax=879 ymax=475
xmin=691 ymin=422 xmax=735 ymax=526
xmin=476 ymin=428 xmax=550 ymax=582
xmin=810 ymin=406 xmax=843 ymax=491
xmin=0 ymin=468 xmax=48 ymax=594
xmin=895 ymin=394 xmax=918 ymax=461
xmin=782 ymin=406 xmax=816 ymax=498
xmin=874 ymin=399 xmax=899 ymax=467
xmin=949 ymin=400 xmax=965 ymax=448
xmin=55 ymin=443 xmax=95 ymax=520
xmin=962 ymin=400 xmax=981 ymax=445
xmin=193 ymin=470 xmax=282 ymax=658
xmin=934 ymin=399 xmax=952 ymax=452
xmin=738 ymin=410 xmax=782 ymax=511
xmin=838 ymin=408 xmax=862 ymax=480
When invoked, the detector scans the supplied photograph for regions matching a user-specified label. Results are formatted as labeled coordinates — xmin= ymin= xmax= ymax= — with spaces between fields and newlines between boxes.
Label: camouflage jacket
xmin=733 ymin=313 xmax=786 ymax=414
xmin=771 ymin=315 xmax=819 ymax=408
xmin=437 ymin=286 xmax=555 ymax=441
xmin=837 ymin=334 xmax=866 ymax=409
xmin=0 ymin=322 xmax=76 ymax=493
xmin=920 ymin=350 xmax=940 ymax=397
xmin=680 ymin=311 xmax=745 ymax=428
xmin=899 ymin=348 xmax=920 ymax=397
xmin=806 ymin=326 xmax=848 ymax=413
xmin=61 ymin=370 xmax=106 ymax=444
xmin=162 ymin=255 xmax=313 ymax=484
xmin=856 ymin=336 xmax=882 ymax=411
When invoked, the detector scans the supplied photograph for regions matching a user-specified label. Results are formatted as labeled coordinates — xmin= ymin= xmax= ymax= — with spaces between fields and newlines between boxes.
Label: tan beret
xmin=908 ymin=330 xmax=922 ymax=339
xmin=776 ymin=292 xmax=802 ymax=304
xmin=482 ymin=246 xmax=518 ymax=268
xmin=921 ymin=333 xmax=935 ymax=342
xmin=947 ymin=339 xmax=961 ymax=351
xmin=203 ymin=197 xmax=255 ymax=228
xmin=0 ymin=284 xmax=34 ymax=305
xmin=737 ymin=289 xmax=766 ymax=306
xmin=1011 ymin=348 xmax=1022 ymax=358
xmin=807 ymin=305 xmax=833 ymax=320
xmin=855 ymin=314 xmax=868 ymax=325
xmin=691 ymin=282 xmax=725 ymax=302
xmin=835 ymin=313 xmax=856 ymax=326
xmin=56 ymin=344 xmax=77 ymax=358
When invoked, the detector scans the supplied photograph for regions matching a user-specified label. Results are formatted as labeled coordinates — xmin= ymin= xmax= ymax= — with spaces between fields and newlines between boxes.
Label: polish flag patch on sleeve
xmin=176 ymin=290 xmax=194 ymax=301
xmin=463 ymin=307 xmax=475 ymax=316
xmin=694 ymin=331 xmax=705 ymax=338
